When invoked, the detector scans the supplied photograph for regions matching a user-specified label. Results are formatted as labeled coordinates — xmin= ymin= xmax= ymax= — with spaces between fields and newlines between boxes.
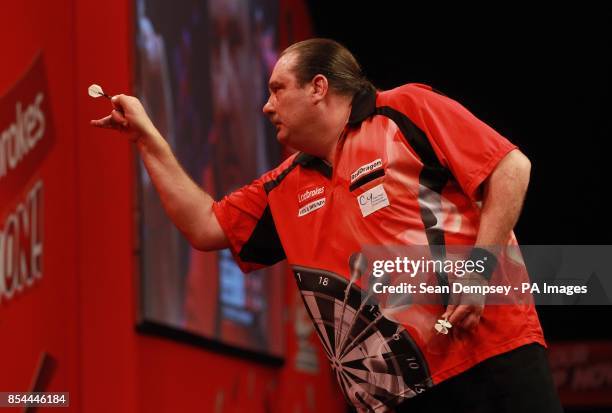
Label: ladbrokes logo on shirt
xmin=297 ymin=186 xmax=326 ymax=217
xmin=297 ymin=186 xmax=324 ymax=203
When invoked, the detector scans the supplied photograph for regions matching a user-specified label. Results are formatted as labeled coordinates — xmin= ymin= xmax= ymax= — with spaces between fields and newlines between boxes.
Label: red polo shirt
xmin=213 ymin=83 xmax=545 ymax=412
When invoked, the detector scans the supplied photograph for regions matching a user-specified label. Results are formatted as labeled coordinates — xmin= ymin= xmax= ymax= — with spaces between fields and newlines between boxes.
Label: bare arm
xmin=443 ymin=149 xmax=531 ymax=331
xmin=475 ymin=149 xmax=531 ymax=246
xmin=90 ymin=94 xmax=229 ymax=251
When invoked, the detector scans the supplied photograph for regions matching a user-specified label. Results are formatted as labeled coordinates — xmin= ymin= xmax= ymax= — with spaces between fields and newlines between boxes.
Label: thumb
xmin=440 ymin=304 xmax=455 ymax=320
xmin=111 ymin=94 xmax=126 ymax=113
xmin=111 ymin=109 xmax=128 ymax=126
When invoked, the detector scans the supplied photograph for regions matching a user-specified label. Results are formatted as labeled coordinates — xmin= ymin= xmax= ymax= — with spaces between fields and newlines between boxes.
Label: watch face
xmin=293 ymin=265 xmax=432 ymax=411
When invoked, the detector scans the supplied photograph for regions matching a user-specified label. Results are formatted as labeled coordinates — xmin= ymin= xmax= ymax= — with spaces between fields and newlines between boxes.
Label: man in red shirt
xmin=92 ymin=38 xmax=562 ymax=413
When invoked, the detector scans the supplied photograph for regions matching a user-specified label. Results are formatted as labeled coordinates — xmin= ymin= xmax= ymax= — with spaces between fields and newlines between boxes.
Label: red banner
xmin=0 ymin=53 xmax=54 ymax=209
xmin=549 ymin=341 xmax=612 ymax=406
xmin=1 ymin=53 xmax=52 ymax=305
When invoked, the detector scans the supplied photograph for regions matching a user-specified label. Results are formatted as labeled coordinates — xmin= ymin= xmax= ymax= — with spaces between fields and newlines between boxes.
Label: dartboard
xmin=293 ymin=265 xmax=432 ymax=412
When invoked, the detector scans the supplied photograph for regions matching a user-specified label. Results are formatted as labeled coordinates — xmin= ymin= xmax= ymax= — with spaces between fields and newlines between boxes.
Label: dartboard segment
xmin=293 ymin=266 xmax=432 ymax=411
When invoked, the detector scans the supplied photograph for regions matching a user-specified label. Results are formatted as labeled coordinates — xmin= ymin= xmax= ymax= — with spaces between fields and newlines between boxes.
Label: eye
xmin=268 ymin=83 xmax=283 ymax=94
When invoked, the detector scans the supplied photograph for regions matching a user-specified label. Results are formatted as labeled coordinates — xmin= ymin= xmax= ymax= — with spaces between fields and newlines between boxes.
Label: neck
xmin=317 ymin=95 xmax=352 ymax=165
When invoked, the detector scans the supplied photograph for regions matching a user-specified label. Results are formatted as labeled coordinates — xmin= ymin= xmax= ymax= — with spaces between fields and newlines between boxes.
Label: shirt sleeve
xmin=391 ymin=84 xmax=518 ymax=200
xmin=212 ymin=172 xmax=286 ymax=274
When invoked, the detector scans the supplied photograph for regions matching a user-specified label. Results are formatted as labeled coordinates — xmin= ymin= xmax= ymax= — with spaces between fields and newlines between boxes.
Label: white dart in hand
xmin=434 ymin=317 xmax=452 ymax=335
xmin=88 ymin=84 xmax=111 ymax=99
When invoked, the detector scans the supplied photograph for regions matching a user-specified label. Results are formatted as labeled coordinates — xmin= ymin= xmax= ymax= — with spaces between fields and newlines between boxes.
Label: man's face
xmin=262 ymin=53 xmax=316 ymax=148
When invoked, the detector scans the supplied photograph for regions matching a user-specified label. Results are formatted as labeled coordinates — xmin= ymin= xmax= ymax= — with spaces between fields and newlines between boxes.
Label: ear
xmin=311 ymin=74 xmax=329 ymax=103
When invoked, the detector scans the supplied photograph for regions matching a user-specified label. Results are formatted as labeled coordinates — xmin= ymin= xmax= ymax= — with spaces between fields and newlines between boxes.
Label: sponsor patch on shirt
xmin=350 ymin=159 xmax=383 ymax=184
xmin=297 ymin=186 xmax=325 ymax=204
xmin=357 ymin=184 xmax=389 ymax=217
xmin=298 ymin=198 xmax=326 ymax=217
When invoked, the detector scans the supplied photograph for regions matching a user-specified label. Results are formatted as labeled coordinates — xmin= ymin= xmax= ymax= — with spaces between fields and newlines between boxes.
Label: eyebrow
xmin=268 ymin=81 xmax=282 ymax=90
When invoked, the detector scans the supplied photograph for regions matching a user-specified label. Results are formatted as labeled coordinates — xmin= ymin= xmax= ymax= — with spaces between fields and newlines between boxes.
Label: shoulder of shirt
xmin=260 ymin=151 xmax=333 ymax=194
xmin=376 ymin=82 xmax=448 ymax=109
xmin=258 ymin=152 xmax=299 ymax=182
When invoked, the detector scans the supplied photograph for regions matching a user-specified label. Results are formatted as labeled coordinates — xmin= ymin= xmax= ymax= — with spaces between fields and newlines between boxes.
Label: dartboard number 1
xmin=405 ymin=357 xmax=420 ymax=370
xmin=318 ymin=276 xmax=329 ymax=286
xmin=369 ymin=305 xmax=381 ymax=318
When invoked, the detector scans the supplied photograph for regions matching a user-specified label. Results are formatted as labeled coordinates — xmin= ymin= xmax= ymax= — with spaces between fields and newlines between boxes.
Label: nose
xmin=262 ymin=96 xmax=274 ymax=116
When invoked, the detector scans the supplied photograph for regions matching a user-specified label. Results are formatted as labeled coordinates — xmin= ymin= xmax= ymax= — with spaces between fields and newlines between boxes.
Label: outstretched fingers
xmin=90 ymin=115 xmax=114 ymax=129
xmin=90 ymin=110 xmax=128 ymax=131
xmin=110 ymin=109 xmax=128 ymax=127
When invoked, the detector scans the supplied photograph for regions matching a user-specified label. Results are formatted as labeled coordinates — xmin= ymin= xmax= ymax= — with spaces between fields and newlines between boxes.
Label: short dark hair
xmin=281 ymin=38 xmax=376 ymax=99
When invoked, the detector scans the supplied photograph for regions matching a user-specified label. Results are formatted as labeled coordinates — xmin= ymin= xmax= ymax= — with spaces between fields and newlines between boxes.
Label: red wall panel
xmin=74 ymin=0 xmax=138 ymax=411
xmin=0 ymin=0 xmax=80 ymax=411
xmin=1 ymin=1 xmax=346 ymax=412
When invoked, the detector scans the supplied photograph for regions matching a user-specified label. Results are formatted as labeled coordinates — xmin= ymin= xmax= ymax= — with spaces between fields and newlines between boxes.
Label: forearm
xmin=443 ymin=152 xmax=530 ymax=329
xmin=136 ymin=131 xmax=227 ymax=250
xmin=90 ymin=94 xmax=229 ymax=250
xmin=475 ymin=150 xmax=531 ymax=246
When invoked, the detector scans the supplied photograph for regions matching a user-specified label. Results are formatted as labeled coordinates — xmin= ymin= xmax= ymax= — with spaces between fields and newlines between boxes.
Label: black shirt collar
xmin=348 ymin=86 xmax=377 ymax=126
xmin=294 ymin=152 xmax=332 ymax=179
